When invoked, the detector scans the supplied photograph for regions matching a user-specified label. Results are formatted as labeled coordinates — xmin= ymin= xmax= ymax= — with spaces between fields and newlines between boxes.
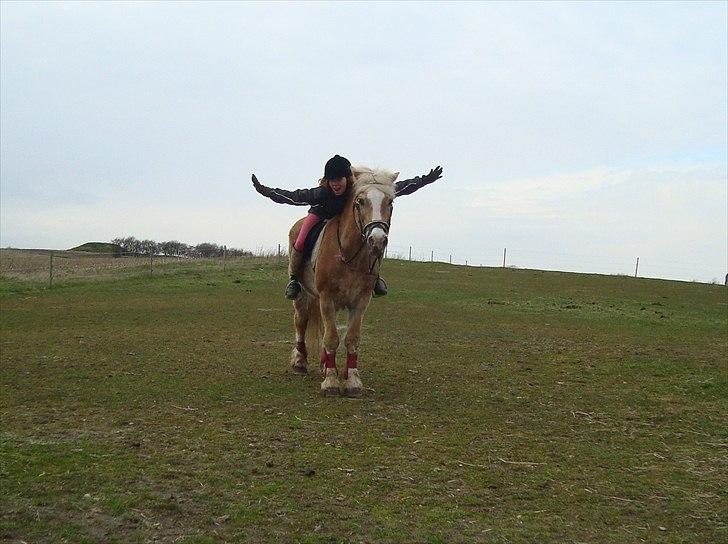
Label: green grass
xmin=1 ymin=259 xmax=726 ymax=543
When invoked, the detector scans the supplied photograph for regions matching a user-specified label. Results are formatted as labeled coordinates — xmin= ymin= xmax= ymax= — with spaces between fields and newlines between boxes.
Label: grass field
xmin=1 ymin=259 xmax=726 ymax=543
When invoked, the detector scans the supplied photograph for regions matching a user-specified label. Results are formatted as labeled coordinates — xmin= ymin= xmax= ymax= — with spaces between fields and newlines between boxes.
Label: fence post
xmin=503 ymin=248 xmax=507 ymax=268
xmin=149 ymin=253 xmax=153 ymax=276
xmin=49 ymin=251 xmax=53 ymax=287
xmin=431 ymin=250 xmax=434 ymax=262
xmin=223 ymin=245 xmax=227 ymax=271
xmin=409 ymin=246 xmax=412 ymax=261
xmin=449 ymin=254 xmax=452 ymax=265
xmin=634 ymin=257 xmax=639 ymax=278
xmin=278 ymin=243 xmax=282 ymax=263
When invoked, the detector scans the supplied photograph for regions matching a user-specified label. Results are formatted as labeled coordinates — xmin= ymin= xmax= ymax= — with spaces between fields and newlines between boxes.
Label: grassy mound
xmin=69 ymin=242 xmax=122 ymax=255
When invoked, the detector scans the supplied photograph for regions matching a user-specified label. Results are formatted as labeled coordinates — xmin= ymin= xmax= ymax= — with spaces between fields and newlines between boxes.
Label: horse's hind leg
xmin=290 ymin=296 xmax=309 ymax=375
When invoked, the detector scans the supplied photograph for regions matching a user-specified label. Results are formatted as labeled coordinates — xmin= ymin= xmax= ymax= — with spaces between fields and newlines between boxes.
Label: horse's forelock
xmin=351 ymin=166 xmax=396 ymax=197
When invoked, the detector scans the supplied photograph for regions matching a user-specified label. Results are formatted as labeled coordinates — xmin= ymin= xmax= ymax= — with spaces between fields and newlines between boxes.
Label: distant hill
xmin=69 ymin=242 xmax=122 ymax=256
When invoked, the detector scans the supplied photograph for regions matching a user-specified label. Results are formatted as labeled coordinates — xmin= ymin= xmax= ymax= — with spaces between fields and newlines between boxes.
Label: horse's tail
xmin=304 ymin=294 xmax=323 ymax=364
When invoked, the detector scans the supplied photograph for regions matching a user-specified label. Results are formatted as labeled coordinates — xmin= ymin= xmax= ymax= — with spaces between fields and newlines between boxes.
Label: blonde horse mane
xmin=350 ymin=166 xmax=398 ymax=197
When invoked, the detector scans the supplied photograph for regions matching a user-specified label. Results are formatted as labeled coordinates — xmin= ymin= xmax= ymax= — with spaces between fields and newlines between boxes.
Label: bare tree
xmin=139 ymin=240 xmax=159 ymax=255
xmin=112 ymin=236 xmax=251 ymax=259
xmin=112 ymin=236 xmax=140 ymax=254
xmin=195 ymin=243 xmax=221 ymax=258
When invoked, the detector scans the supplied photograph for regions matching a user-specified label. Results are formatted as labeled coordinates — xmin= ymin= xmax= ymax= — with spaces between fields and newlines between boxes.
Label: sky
xmin=1 ymin=1 xmax=726 ymax=282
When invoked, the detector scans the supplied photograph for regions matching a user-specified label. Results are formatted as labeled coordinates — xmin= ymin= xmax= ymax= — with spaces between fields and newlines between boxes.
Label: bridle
xmin=336 ymin=189 xmax=391 ymax=273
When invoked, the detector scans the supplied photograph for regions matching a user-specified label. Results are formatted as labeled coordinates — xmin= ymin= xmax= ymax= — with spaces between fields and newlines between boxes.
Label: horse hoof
xmin=322 ymin=387 xmax=340 ymax=397
xmin=291 ymin=365 xmax=307 ymax=375
xmin=344 ymin=387 xmax=362 ymax=398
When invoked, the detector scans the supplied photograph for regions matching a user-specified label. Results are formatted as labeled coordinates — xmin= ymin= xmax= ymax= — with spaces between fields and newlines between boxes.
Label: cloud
xmin=466 ymin=168 xmax=621 ymax=218
xmin=0 ymin=196 xmax=297 ymax=250
xmin=465 ymin=163 xmax=727 ymax=223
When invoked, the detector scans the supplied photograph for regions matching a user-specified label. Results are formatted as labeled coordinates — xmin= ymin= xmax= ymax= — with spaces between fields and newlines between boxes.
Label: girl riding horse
xmin=252 ymin=155 xmax=443 ymax=299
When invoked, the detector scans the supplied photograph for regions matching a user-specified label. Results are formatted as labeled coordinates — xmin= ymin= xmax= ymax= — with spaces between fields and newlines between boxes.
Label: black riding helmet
xmin=324 ymin=155 xmax=352 ymax=180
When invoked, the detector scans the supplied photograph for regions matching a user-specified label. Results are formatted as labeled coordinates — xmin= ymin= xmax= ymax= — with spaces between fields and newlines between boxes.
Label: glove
xmin=422 ymin=166 xmax=443 ymax=184
xmin=251 ymin=174 xmax=272 ymax=197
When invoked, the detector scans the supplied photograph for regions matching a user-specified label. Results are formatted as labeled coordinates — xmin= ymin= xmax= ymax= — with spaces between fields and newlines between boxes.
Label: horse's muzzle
xmin=367 ymin=229 xmax=388 ymax=256
xmin=362 ymin=220 xmax=390 ymax=257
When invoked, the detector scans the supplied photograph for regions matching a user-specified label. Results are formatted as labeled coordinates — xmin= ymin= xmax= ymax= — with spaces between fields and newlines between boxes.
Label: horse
xmin=288 ymin=166 xmax=398 ymax=397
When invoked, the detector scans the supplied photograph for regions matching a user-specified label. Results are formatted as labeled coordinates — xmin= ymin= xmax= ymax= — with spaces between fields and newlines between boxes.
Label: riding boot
xmin=373 ymin=276 xmax=388 ymax=297
xmin=285 ymin=248 xmax=305 ymax=299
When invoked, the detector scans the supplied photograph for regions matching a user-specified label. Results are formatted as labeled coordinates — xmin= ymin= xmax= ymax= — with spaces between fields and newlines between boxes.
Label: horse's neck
xmin=338 ymin=204 xmax=360 ymax=248
xmin=337 ymin=204 xmax=369 ymax=268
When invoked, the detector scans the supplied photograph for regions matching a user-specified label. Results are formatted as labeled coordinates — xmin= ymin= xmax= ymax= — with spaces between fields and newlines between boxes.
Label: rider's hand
xmin=422 ymin=166 xmax=443 ymax=184
xmin=251 ymin=174 xmax=271 ymax=196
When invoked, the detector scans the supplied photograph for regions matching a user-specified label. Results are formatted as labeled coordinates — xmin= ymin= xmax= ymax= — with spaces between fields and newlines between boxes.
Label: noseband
xmin=360 ymin=218 xmax=390 ymax=240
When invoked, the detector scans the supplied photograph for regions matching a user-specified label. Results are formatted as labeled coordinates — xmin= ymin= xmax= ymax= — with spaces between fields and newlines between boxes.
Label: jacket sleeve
xmin=253 ymin=176 xmax=329 ymax=206
xmin=394 ymin=176 xmax=420 ymax=197
xmin=394 ymin=166 xmax=444 ymax=197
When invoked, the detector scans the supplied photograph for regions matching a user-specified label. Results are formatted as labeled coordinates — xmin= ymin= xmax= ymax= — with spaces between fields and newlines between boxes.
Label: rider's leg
xmin=373 ymin=276 xmax=388 ymax=297
xmin=285 ymin=213 xmax=320 ymax=299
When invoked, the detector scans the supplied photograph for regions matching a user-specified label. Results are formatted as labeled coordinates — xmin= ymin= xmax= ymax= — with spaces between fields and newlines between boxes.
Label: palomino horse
xmin=289 ymin=166 xmax=397 ymax=396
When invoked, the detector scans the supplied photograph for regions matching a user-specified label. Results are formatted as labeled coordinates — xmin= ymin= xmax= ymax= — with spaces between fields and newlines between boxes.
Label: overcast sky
xmin=1 ymin=1 xmax=726 ymax=282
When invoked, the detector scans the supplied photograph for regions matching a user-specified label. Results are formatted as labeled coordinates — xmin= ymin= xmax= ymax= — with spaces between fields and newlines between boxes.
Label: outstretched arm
xmin=394 ymin=166 xmax=444 ymax=197
xmin=251 ymin=174 xmax=327 ymax=206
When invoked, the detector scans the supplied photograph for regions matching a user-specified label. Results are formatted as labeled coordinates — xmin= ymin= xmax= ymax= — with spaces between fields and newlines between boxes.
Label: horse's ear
xmin=390 ymin=172 xmax=400 ymax=183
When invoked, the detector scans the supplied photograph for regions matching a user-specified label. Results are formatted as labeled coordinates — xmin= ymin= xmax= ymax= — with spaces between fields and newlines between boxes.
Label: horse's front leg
xmin=342 ymin=304 xmax=367 ymax=397
xmin=319 ymin=294 xmax=340 ymax=396
xmin=290 ymin=295 xmax=309 ymax=375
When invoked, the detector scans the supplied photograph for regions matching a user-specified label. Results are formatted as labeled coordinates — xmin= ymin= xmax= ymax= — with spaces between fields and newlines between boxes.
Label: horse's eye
xmin=355 ymin=199 xmax=362 ymax=207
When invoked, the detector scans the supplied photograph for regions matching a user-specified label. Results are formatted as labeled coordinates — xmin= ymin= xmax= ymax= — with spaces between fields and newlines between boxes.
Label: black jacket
xmin=255 ymin=174 xmax=436 ymax=219
xmin=254 ymin=185 xmax=347 ymax=219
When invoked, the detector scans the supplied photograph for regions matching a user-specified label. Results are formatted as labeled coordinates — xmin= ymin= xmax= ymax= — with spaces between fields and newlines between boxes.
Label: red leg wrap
xmin=344 ymin=353 xmax=358 ymax=380
xmin=296 ymin=341 xmax=307 ymax=358
xmin=322 ymin=350 xmax=336 ymax=370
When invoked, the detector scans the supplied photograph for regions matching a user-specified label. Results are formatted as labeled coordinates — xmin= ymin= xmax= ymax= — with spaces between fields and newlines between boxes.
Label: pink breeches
xmin=294 ymin=213 xmax=321 ymax=252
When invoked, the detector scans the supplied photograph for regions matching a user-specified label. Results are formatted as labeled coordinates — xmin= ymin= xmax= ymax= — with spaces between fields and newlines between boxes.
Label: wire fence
xmin=1 ymin=243 xmax=725 ymax=286
xmin=384 ymin=243 xmax=726 ymax=285
xmin=0 ymin=247 xmax=287 ymax=286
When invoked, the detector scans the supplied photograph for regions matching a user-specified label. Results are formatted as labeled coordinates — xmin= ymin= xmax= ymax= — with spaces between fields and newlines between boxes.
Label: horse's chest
xmin=325 ymin=271 xmax=373 ymax=309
